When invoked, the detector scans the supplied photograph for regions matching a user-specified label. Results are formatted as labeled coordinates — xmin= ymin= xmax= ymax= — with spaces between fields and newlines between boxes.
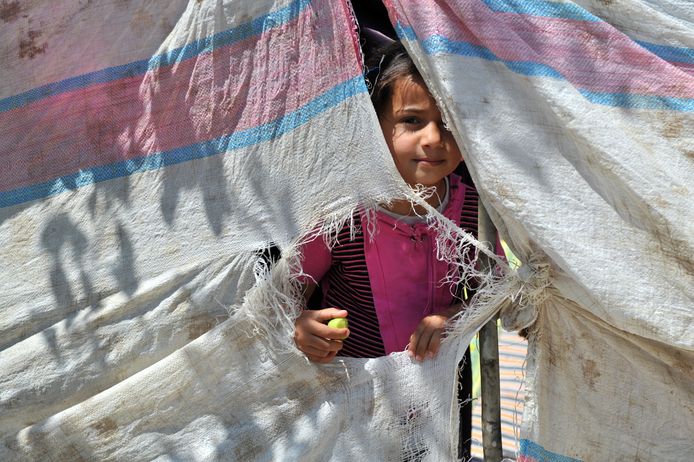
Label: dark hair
xmin=367 ymin=41 xmax=423 ymax=115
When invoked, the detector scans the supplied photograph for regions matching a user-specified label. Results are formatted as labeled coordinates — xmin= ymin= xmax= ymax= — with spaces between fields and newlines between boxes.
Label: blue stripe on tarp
xmin=0 ymin=75 xmax=366 ymax=208
xmin=395 ymin=31 xmax=694 ymax=112
xmin=394 ymin=22 xmax=417 ymax=41
xmin=481 ymin=0 xmax=600 ymax=22
xmin=520 ymin=439 xmax=583 ymax=462
xmin=636 ymin=40 xmax=694 ymax=65
xmin=0 ymin=0 xmax=312 ymax=113
xmin=577 ymin=89 xmax=694 ymax=112
xmin=422 ymin=35 xmax=564 ymax=79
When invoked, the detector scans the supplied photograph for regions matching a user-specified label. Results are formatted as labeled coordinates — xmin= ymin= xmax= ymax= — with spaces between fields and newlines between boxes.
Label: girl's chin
xmin=407 ymin=182 xmax=438 ymax=188
xmin=406 ymin=178 xmax=446 ymax=190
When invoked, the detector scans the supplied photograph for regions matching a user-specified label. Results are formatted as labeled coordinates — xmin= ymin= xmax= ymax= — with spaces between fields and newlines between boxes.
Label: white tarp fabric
xmin=1 ymin=0 xmax=693 ymax=461
xmin=385 ymin=0 xmax=694 ymax=460
xmin=1 ymin=1 xmax=499 ymax=461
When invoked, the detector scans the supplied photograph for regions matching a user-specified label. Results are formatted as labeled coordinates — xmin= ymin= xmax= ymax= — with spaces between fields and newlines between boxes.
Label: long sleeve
xmin=296 ymin=235 xmax=332 ymax=285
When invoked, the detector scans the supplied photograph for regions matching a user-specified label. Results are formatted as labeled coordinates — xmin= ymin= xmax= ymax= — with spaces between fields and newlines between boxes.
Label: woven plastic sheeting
xmin=0 ymin=0 xmax=501 ymax=460
xmin=4 ymin=0 xmax=692 ymax=460
xmin=384 ymin=0 xmax=694 ymax=460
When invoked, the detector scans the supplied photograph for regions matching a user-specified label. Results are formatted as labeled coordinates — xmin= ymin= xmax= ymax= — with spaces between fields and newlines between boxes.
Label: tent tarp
xmin=1 ymin=0 xmax=693 ymax=460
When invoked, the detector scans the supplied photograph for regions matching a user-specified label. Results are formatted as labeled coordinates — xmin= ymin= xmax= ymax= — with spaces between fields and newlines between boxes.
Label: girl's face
xmin=379 ymin=76 xmax=462 ymax=192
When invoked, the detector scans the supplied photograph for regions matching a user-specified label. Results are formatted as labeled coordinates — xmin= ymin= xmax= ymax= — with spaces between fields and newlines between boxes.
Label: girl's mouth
xmin=415 ymin=159 xmax=444 ymax=166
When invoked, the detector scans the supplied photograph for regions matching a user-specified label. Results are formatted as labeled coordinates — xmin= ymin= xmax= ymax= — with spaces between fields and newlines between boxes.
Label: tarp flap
xmin=0 ymin=1 xmax=456 ymax=459
xmin=384 ymin=0 xmax=694 ymax=459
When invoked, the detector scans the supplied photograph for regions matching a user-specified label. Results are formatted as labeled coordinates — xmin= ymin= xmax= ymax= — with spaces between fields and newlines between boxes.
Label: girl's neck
xmin=384 ymin=178 xmax=447 ymax=216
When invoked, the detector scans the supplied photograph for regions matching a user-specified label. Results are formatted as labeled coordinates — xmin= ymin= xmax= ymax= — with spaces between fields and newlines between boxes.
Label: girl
xmin=293 ymin=41 xmax=476 ymax=459
xmin=293 ymin=41 xmax=478 ymax=365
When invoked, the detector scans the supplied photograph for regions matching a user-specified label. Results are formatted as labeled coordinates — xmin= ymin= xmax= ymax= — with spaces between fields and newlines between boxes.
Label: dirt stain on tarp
xmin=662 ymin=118 xmax=683 ymax=139
xmin=19 ymin=30 xmax=47 ymax=59
xmin=285 ymin=380 xmax=321 ymax=411
xmin=582 ymin=359 xmax=601 ymax=390
xmin=652 ymin=195 xmax=669 ymax=209
xmin=131 ymin=7 xmax=155 ymax=30
xmin=0 ymin=1 xmax=20 ymax=22
xmin=91 ymin=417 xmax=118 ymax=436
xmin=188 ymin=313 xmax=217 ymax=340
xmin=78 ymin=0 xmax=93 ymax=13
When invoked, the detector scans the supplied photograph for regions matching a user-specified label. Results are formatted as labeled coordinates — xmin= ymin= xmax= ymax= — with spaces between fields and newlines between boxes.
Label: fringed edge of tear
xmin=228 ymin=198 xmax=390 ymax=354
xmin=402 ymin=192 xmax=511 ymax=338
xmin=231 ymin=183 xmax=554 ymax=370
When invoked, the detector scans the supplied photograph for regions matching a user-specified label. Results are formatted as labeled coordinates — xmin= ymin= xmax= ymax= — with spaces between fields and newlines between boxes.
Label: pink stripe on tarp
xmin=0 ymin=0 xmax=362 ymax=193
xmin=388 ymin=0 xmax=694 ymax=99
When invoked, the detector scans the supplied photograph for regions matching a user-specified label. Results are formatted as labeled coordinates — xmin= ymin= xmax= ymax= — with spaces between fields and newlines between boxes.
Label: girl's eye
xmin=400 ymin=117 xmax=422 ymax=126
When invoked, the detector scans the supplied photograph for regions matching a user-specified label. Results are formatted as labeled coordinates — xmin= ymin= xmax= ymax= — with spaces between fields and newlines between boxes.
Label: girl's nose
xmin=422 ymin=122 xmax=443 ymax=147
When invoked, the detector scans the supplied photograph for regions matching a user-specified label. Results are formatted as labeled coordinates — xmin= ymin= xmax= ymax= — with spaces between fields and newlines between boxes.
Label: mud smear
xmin=662 ymin=118 xmax=683 ymax=139
xmin=581 ymin=359 xmax=601 ymax=390
xmin=0 ymin=1 xmax=20 ymax=22
xmin=187 ymin=313 xmax=217 ymax=340
xmin=19 ymin=30 xmax=47 ymax=59
xmin=91 ymin=417 xmax=118 ymax=436
xmin=131 ymin=7 xmax=155 ymax=31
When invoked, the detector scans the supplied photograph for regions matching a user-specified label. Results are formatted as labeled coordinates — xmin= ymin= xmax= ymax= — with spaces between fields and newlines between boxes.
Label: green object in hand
xmin=327 ymin=317 xmax=348 ymax=329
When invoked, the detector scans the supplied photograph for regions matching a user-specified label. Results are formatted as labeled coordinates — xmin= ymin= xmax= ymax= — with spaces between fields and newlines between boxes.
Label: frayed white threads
xmin=500 ymin=258 xmax=552 ymax=332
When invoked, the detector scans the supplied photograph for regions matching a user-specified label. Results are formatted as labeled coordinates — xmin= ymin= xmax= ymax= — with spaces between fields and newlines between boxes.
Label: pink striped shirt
xmin=300 ymin=174 xmax=478 ymax=356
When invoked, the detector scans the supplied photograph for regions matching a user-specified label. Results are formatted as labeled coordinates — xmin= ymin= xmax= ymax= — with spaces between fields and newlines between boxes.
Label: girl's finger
xmin=301 ymin=344 xmax=332 ymax=357
xmin=427 ymin=331 xmax=442 ymax=358
xmin=408 ymin=323 xmax=429 ymax=361
xmin=298 ymin=327 xmax=340 ymax=350
xmin=312 ymin=308 xmax=348 ymax=322
xmin=407 ymin=324 xmax=423 ymax=358
xmin=305 ymin=335 xmax=344 ymax=353
xmin=307 ymin=351 xmax=338 ymax=364
xmin=415 ymin=328 xmax=434 ymax=361
xmin=306 ymin=324 xmax=349 ymax=341
xmin=306 ymin=309 xmax=349 ymax=340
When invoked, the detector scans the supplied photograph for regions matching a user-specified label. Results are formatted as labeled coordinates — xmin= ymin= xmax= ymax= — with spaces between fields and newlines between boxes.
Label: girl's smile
xmin=415 ymin=158 xmax=446 ymax=166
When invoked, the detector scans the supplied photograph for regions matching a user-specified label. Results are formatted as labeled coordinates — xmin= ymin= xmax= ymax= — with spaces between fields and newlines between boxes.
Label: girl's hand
xmin=407 ymin=306 xmax=461 ymax=361
xmin=294 ymin=308 xmax=349 ymax=363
